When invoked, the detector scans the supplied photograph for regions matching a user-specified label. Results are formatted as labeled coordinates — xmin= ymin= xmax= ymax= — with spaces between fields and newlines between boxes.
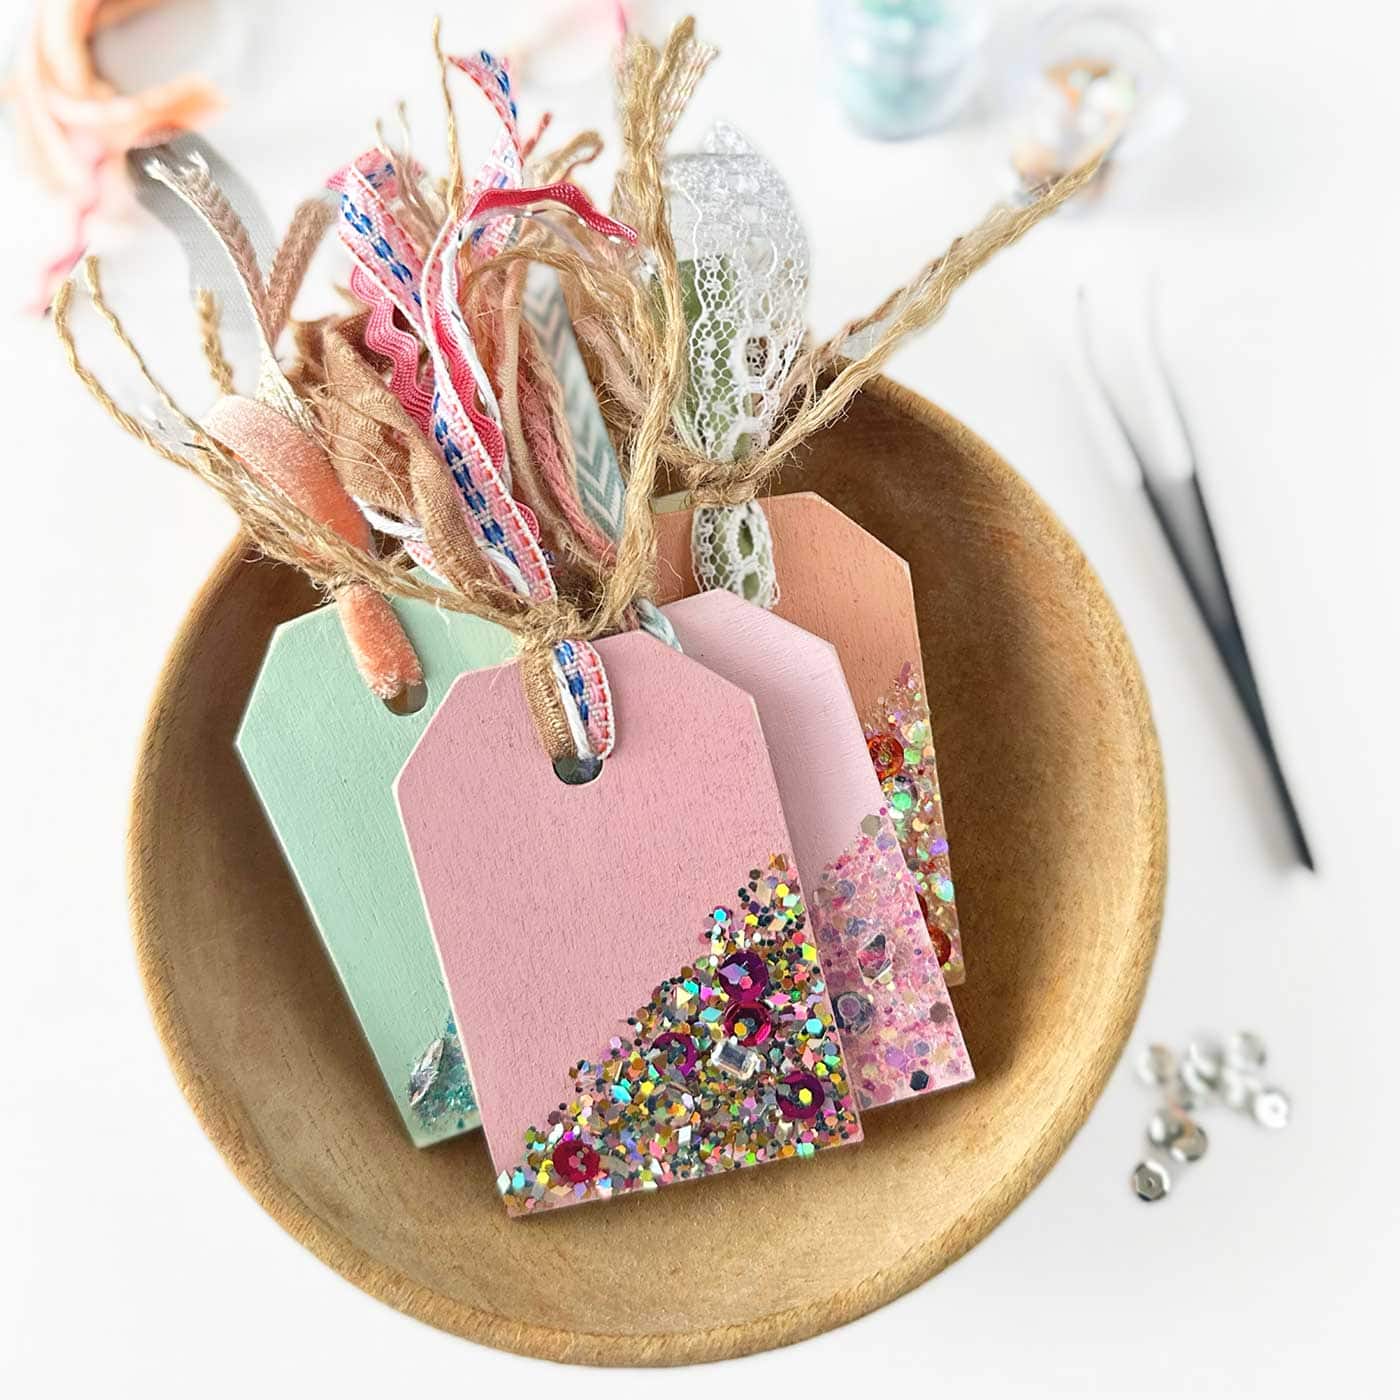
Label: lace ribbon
xmin=665 ymin=124 xmax=809 ymax=609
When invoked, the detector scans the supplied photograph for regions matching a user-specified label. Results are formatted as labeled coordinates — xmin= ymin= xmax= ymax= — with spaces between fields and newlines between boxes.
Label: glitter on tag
xmin=408 ymin=1017 xmax=478 ymax=1130
xmin=495 ymin=858 xmax=861 ymax=1215
xmin=864 ymin=662 xmax=965 ymax=983
xmin=811 ymin=811 xmax=973 ymax=1108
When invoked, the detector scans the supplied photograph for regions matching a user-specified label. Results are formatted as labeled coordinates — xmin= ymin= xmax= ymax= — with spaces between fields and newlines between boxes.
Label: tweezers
xmin=1077 ymin=288 xmax=1316 ymax=871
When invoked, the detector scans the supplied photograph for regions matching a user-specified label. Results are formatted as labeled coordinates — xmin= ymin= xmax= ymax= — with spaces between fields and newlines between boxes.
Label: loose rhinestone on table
xmin=1132 ymin=1160 xmax=1171 ymax=1201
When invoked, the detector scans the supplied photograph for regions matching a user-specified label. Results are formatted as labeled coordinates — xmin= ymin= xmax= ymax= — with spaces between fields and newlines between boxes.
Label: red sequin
xmin=918 ymin=893 xmax=955 ymax=968
xmin=867 ymin=732 xmax=904 ymax=780
xmin=723 ymin=999 xmax=773 ymax=1046
xmin=551 ymin=1138 xmax=600 ymax=1183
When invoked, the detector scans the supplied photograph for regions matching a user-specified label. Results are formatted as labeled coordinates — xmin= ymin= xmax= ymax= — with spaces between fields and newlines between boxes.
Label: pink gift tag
xmin=397 ymin=631 xmax=862 ymax=1216
xmin=656 ymin=492 xmax=966 ymax=985
xmin=664 ymin=592 xmax=972 ymax=1111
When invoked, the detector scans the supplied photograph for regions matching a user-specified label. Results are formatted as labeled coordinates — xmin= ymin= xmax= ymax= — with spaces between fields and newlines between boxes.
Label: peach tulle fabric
xmin=5 ymin=0 xmax=222 ymax=303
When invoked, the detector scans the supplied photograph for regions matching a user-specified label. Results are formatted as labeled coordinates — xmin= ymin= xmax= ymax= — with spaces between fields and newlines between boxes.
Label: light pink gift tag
xmin=397 ymin=631 xmax=863 ymax=1216
xmin=664 ymin=592 xmax=973 ymax=1111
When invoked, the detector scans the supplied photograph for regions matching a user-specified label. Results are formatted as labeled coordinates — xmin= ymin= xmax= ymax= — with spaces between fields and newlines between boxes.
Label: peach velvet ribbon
xmin=204 ymin=394 xmax=423 ymax=701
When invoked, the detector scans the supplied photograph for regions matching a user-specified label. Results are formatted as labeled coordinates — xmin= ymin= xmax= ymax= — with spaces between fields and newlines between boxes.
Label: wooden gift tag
xmin=236 ymin=594 xmax=515 ymax=1146
xmin=655 ymin=492 xmax=968 ymax=985
xmin=664 ymin=591 xmax=971 ymax=1110
xmin=396 ymin=631 xmax=863 ymax=1216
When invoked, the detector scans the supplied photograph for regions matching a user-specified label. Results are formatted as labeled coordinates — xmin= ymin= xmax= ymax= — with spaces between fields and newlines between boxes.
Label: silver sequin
xmin=1168 ymin=1121 xmax=1208 ymax=1163
xmin=1186 ymin=1038 xmax=1225 ymax=1086
xmin=1147 ymin=1108 xmax=1185 ymax=1147
xmin=1228 ymin=1031 xmax=1267 ymax=1072
xmin=1132 ymin=1160 xmax=1171 ymax=1201
xmin=1251 ymin=1087 xmax=1291 ymax=1130
xmin=1220 ymin=1067 xmax=1260 ymax=1112
xmin=1136 ymin=1043 xmax=1177 ymax=1087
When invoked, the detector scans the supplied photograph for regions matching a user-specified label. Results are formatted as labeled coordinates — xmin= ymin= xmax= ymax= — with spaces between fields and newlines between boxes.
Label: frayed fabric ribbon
xmin=325 ymin=53 xmax=646 ymax=761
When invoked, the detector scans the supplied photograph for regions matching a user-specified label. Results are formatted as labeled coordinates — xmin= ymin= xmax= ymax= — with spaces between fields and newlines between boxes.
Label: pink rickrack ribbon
xmin=324 ymin=51 xmax=637 ymax=759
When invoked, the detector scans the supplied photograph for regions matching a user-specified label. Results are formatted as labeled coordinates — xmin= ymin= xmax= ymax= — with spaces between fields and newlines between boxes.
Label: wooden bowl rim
xmin=128 ymin=376 xmax=1166 ymax=1365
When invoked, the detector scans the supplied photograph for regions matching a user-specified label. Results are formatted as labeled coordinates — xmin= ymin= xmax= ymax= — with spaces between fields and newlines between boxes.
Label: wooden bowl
xmin=129 ymin=377 xmax=1165 ymax=1367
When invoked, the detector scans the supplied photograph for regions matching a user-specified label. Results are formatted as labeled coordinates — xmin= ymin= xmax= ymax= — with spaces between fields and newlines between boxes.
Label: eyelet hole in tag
xmin=383 ymin=681 xmax=430 ymax=716
xmin=553 ymin=753 xmax=604 ymax=786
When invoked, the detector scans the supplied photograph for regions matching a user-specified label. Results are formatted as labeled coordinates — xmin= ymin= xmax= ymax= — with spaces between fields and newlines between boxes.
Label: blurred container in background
xmin=1001 ymin=5 xmax=1185 ymax=205
xmin=823 ymin=0 xmax=992 ymax=140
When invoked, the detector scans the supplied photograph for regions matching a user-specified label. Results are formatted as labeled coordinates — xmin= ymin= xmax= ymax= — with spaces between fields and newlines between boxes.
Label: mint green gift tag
xmin=236 ymin=592 xmax=515 ymax=1146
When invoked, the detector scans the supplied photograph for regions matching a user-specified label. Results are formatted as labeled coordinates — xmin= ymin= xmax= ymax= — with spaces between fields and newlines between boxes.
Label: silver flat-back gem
xmin=709 ymin=1037 xmax=762 ymax=1081
xmin=1169 ymin=1121 xmax=1208 ymax=1163
xmin=407 ymin=1036 xmax=445 ymax=1106
xmin=1147 ymin=1108 xmax=1186 ymax=1147
xmin=1136 ymin=1044 xmax=1177 ymax=1087
xmin=1252 ymin=1086 xmax=1291 ymax=1129
xmin=1228 ymin=1031 xmax=1267 ymax=1072
xmin=1132 ymin=1160 xmax=1171 ymax=1201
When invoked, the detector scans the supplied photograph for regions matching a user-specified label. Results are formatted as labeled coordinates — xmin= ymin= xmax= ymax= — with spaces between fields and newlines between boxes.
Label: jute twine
xmin=52 ymin=16 xmax=1098 ymax=751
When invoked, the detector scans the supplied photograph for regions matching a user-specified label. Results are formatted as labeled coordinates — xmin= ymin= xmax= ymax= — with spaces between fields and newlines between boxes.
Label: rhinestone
xmin=1147 ymin=1108 xmax=1186 ymax=1147
xmin=407 ymin=1036 xmax=444 ymax=1107
xmin=1136 ymin=1043 xmax=1176 ymax=1086
xmin=1228 ymin=1031 xmax=1267 ymax=1071
xmin=1168 ymin=1121 xmax=1208 ymax=1163
xmin=857 ymin=933 xmax=894 ymax=985
xmin=709 ymin=1037 xmax=763 ymax=1081
xmin=1132 ymin=1160 xmax=1171 ymax=1201
xmin=834 ymin=989 xmax=875 ymax=1035
xmin=1252 ymin=1087 xmax=1291 ymax=1129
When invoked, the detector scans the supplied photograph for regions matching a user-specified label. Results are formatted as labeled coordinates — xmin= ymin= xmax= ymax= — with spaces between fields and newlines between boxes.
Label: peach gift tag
xmin=396 ymin=633 xmax=863 ymax=1217
xmin=655 ymin=492 xmax=967 ymax=985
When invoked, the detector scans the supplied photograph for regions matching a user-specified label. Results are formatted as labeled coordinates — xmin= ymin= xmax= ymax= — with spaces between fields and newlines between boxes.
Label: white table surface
xmin=4 ymin=1 xmax=1396 ymax=1393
